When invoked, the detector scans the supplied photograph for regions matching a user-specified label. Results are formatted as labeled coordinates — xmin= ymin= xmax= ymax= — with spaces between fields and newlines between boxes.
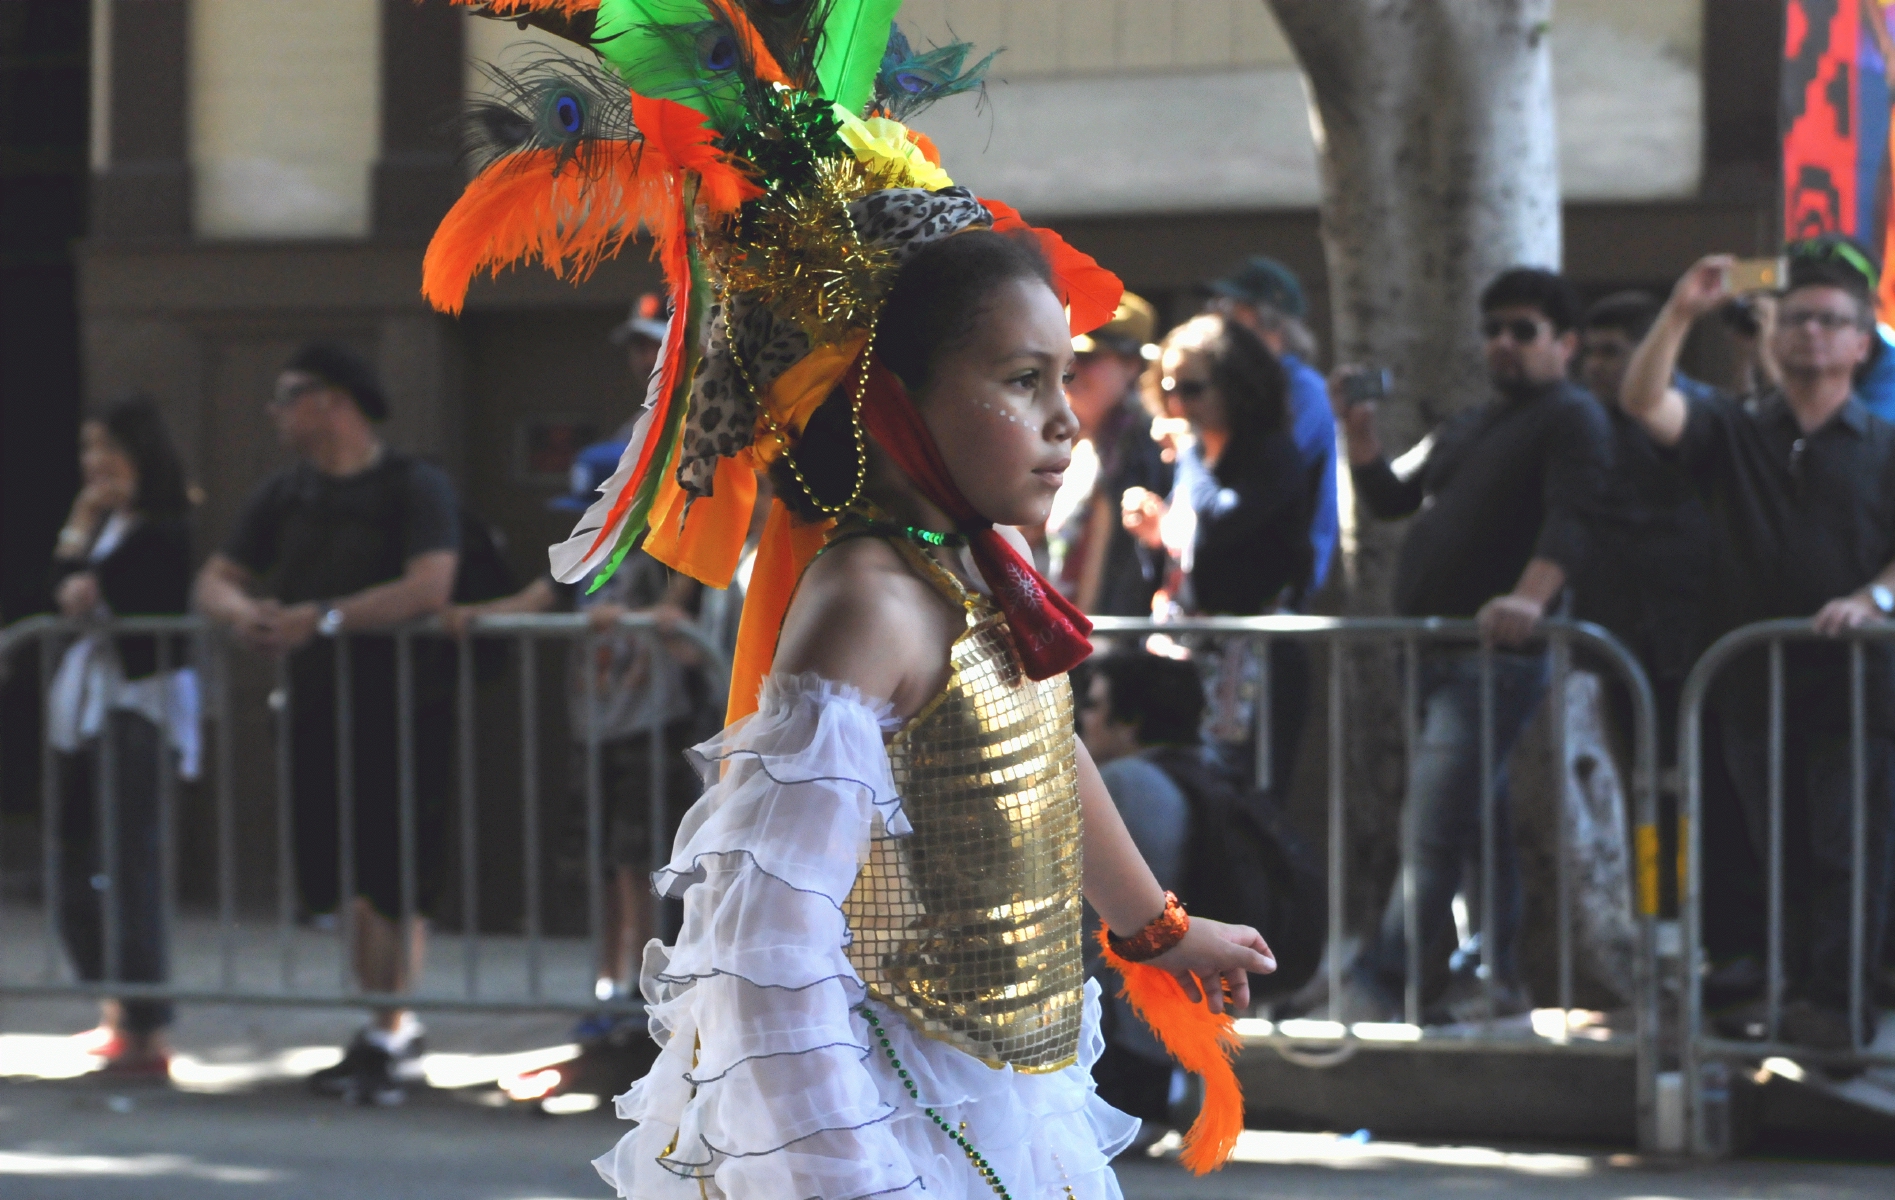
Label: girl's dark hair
xmin=772 ymin=229 xmax=1054 ymax=520
xmin=1140 ymin=312 xmax=1289 ymax=476
xmin=94 ymin=395 xmax=190 ymax=518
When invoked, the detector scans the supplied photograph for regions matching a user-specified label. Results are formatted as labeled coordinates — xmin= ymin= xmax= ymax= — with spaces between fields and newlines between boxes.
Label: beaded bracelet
xmin=1106 ymin=890 xmax=1189 ymax=962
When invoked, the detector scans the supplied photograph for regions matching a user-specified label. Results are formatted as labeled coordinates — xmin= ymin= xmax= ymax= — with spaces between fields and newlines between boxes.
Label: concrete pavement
xmin=3 ymin=996 xmax=1893 ymax=1198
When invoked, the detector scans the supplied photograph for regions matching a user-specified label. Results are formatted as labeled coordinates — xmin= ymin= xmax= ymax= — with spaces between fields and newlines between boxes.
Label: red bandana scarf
xmin=858 ymin=357 xmax=1093 ymax=680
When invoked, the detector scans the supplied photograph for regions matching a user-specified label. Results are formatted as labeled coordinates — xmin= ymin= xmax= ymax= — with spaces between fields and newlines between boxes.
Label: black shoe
xmin=307 ymin=1031 xmax=377 ymax=1097
xmin=342 ymin=1042 xmax=404 ymax=1107
xmin=350 ymin=1029 xmax=427 ymax=1107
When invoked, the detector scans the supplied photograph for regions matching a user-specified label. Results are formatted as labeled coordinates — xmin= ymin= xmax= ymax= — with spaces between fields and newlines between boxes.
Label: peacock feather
xmin=873 ymin=21 xmax=997 ymax=121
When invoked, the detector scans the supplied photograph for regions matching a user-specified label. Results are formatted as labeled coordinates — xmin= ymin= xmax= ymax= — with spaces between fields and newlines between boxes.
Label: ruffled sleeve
xmin=595 ymin=673 xmax=925 ymax=1199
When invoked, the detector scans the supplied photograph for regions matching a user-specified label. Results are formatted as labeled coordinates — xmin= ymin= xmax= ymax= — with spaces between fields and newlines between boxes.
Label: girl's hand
xmin=1143 ymin=915 xmax=1275 ymax=1014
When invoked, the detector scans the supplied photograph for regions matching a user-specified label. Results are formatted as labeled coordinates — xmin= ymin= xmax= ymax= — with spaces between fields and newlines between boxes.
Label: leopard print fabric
xmin=849 ymin=186 xmax=991 ymax=265
xmin=676 ymin=291 xmax=811 ymax=498
xmin=673 ymin=186 xmax=993 ymax=500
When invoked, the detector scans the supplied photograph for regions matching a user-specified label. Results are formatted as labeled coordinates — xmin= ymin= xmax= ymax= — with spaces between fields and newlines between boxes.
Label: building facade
xmin=76 ymin=0 xmax=1778 ymax=585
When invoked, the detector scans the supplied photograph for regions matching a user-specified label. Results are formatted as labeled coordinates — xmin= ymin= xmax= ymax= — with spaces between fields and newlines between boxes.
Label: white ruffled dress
xmin=595 ymin=674 xmax=1139 ymax=1199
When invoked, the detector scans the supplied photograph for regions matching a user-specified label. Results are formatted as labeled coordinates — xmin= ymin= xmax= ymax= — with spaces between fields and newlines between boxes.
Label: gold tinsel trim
xmin=712 ymin=156 xmax=898 ymax=347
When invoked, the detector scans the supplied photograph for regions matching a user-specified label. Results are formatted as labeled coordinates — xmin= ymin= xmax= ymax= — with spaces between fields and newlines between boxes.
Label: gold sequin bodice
xmin=839 ymin=538 xmax=1086 ymax=1073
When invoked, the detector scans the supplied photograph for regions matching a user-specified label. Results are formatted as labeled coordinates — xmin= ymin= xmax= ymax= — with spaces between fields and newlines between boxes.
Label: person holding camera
xmin=1332 ymin=268 xmax=1612 ymax=1023
xmin=1621 ymin=246 xmax=1895 ymax=1049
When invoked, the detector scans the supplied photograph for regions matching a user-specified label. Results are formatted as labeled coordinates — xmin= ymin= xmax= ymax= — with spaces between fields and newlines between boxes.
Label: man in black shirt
xmin=1574 ymin=292 xmax=1717 ymax=750
xmin=1623 ymin=252 xmax=1895 ymax=1049
xmin=1336 ymin=268 xmax=1612 ymax=1021
xmin=195 ymin=343 xmax=460 ymax=1101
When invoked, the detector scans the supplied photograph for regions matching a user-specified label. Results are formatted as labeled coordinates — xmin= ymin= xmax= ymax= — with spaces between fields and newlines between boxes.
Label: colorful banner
xmin=1783 ymin=0 xmax=1895 ymax=315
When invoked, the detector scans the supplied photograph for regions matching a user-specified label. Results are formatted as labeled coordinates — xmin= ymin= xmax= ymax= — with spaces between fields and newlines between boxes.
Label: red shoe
xmin=72 ymin=1026 xmax=123 ymax=1058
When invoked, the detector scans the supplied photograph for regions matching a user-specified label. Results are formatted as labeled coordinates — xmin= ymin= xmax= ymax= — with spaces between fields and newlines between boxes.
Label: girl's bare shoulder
xmin=773 ymin=536 xmax=962 ymax=713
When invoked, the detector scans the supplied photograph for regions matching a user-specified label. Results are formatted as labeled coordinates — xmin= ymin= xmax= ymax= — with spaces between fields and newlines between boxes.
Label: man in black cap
xmin=195 ymin=342 xmax=461 ymax=1104
xmin=1206 ymin=256 xmax=1340 ymax=596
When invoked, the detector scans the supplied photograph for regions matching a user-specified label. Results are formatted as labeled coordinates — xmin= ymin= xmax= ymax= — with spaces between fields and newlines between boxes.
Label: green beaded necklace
xmin=898 ymin=523 xmax=963 ymax=548
xmin=860 ymin=1006 xmax=1013 ymax=1198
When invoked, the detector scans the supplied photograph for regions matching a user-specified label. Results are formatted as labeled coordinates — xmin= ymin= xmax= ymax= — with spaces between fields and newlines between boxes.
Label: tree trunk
xmin=1268 ymin=0 xmax=1560 ymax=927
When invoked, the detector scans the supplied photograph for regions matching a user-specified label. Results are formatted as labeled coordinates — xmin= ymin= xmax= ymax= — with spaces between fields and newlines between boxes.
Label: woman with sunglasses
xmin=1121 ymin=314 xmax=1315 ymax=788
xmin=1123 ymin=314 xmax=1313 ymax=617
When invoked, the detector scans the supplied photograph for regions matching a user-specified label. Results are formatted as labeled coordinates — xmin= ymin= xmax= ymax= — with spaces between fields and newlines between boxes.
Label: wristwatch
xmin=317 ymin=606 xmax=346 ymax=637
xmin=1870 ymin=584 xmax=1895 ymax=616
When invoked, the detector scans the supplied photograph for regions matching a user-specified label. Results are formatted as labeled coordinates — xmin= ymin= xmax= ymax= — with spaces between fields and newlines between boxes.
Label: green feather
xmin=593 ymin=0 xmax=729 ymax=124
xmin=815 ymin=0 xmax=900 ymax=115
xmin=592 ymin=0 xmax=702 ymax=88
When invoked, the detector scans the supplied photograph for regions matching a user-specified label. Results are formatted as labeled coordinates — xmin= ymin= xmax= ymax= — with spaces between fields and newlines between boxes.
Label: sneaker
xmin=307 ymin=1031 xmax=378 ymax=1097
xmin=385 ymin=1028 xmax=427 ymax=1086
xmin=343 ymin=1043 xmax=409 ymax=1107
xmin=1710 ymin=997 xmax=1774 ymax=1042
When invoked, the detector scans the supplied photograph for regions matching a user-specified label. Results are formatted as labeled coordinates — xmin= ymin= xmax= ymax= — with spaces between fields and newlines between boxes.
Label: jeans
xmin=1355 ymin=648 xmax=1550 ymax=998
xmin=58 ymin=710 xmax=173 ymax=1035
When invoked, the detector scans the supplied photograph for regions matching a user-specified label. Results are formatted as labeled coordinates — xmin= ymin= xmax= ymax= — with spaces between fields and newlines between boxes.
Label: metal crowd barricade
xmin=1090 ymin=615 xmax=1663 ymax=1151
xmin=3 ymin=609 xmax=1664 ymax=1142
xmin=1676 ymin=619 xmax=1895 ymax=1156
xmin=0 ymin=611 xmax=728 ymax=1016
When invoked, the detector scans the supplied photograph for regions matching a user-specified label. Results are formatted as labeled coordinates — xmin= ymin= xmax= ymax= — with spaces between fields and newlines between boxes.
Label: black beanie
xmin=284 ymin=342 xmax=388 ymax=421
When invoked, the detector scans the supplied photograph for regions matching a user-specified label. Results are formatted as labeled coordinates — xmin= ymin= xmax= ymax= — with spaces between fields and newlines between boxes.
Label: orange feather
xmin=981 ymin=196 xmax=1124 ymax=335
xmin=422 ymin=142 xmax=682 ymax=315
xmin=422 ymin=96 xmax=757 ymax=315
xmin=1098 ymin=931 xmax=1246 ymax=1175
xmin=630 ymin=93 xmax=764 ymax=214
xmin=706 ymin=0 xmax=791 ymax=86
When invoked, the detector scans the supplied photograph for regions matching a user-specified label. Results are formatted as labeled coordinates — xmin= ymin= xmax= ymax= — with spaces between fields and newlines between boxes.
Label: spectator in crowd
xmin=1335 ymin=267 xmax=1612 ymax=1022
xmin=1781 ymin=235 xmax=1895 ymax=422
xmin=1206 ymin=255 xmax=1341 ymax=595
xmin=1046 ymin=292 xmax=1172 ymax=616
xmin=194 ymin=343 xmax=460 ymax=1105
xmin=611 ymin=292 xmax=668 ymax=399
xmin=1622 ymin=250 xmax=1895 ymax=1049
xmin=444 ymin=440 xmax=707 ymax=1008
xmin=1122 ymin=313 xmax=1314 ymax=793
xmin=1077 ymin=652 xmax=1199 ymax=1136
xmin=1573 ymin=291 xmax=1715 ymax=751
xmin=48 ymin=396 xmax=195 ymax=1078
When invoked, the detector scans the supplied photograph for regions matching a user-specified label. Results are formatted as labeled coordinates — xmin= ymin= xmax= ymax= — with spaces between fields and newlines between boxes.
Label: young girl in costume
xmin=425 ymin=4 xmax=1275 ymax=1195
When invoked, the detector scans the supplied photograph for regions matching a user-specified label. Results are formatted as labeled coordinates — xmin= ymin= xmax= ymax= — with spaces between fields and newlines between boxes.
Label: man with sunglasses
xmin=195 ymin=343 xmax=461 ymax=1102
xmin=1331 ymin=267 xmax=1611 ymax=1024
xmin=1622 ymin=250 xmax=1895 ymax=1050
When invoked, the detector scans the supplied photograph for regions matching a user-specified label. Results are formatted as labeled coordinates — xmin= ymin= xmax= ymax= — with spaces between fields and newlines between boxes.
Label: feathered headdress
xmin=435 ymin=1 xmax=1118 ymax=678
